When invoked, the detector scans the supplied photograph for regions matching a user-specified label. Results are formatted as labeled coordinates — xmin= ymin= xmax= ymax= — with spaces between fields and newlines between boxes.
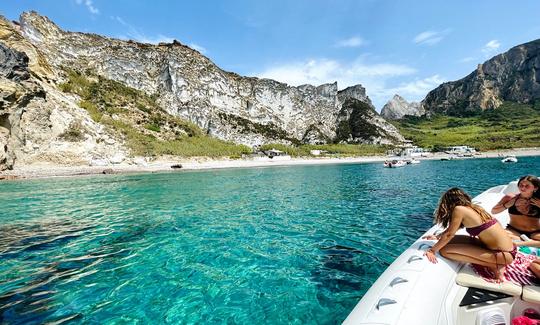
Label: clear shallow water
xmin=0 ymin=157 xmax=539 ymax=324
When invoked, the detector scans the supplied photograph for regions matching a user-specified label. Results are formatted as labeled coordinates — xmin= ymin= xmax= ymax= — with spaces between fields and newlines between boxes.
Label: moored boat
xmin=344 ymin=180 xmax=540 ymax=325
xmin=383 ymin=159 xmax=407 ymax=168
xmin=406 ymin=158 xmax=420 ymax=164
xmin=502 ymin=155 xmax=518 ymax=163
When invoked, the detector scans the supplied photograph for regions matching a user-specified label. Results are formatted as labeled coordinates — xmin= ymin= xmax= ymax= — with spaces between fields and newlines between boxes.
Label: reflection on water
xmin=0 ymin=217 xmax=147 ymax=324
xmin=0 ymin=156 xmax=539 ymax=323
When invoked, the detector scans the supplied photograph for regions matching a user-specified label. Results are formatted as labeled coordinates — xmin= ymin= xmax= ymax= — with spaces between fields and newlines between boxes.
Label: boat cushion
xmin=522 ymin=285 xmax=540 ymax=304
xmin=456 ymin=264 xmax=522 ymax=296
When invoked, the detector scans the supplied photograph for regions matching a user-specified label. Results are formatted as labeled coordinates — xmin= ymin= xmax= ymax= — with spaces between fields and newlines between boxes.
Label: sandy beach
xmin=1 ymin=147 xmax=539 ymax=180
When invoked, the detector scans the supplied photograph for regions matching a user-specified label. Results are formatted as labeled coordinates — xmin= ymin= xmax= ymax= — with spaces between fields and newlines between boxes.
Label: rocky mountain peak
xmin=20 ymin=11 xmax=63 ymax=44
xmin=422 ymin=38 xmax=540 ymax=115
xmin=337 ymin=84 xmax=372 ymax=106
xmin=380 ymin=94 xmax=423 ymax=120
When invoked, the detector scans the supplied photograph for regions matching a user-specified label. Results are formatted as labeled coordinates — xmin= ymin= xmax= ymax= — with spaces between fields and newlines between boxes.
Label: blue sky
xmin=2 ymin=1 xmax=540 ymax=110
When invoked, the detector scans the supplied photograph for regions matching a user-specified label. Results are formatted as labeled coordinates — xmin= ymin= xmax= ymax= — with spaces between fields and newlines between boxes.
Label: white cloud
xmin=384 ymin=75 xmax=445 ymax=98
xmin=189 ymin=43 xmax=208 ymax=55
xmin=75 ymin=0 xmax=99 ymax=14
xmin=335 ymin=36 xmax=365 ymax=48
xmin=254 ymin=57 xmax=418 ymax=109
xmin=112 ymin=15 xmax=127 ymax=26
xmin=370 ymin=75 xmax=445 ymax=110
xmin=256 ymin=58 xmax=415 ymax=86
xmin=481 ymin=39 xmax=501 ymax=57
xmin=112 ymin=16 xmax=175 ymax=44
xmin=413 ymin=30 xmax=450 ymax=45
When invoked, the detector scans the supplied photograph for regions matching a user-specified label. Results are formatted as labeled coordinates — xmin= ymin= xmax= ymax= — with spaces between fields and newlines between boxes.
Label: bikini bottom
xmin=506 ymin=224 xmax=538 ymax=238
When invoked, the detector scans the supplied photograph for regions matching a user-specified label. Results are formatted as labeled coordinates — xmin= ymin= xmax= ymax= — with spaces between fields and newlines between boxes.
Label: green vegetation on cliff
xmin=335 ymin=99 xmax=389 ymax=143
xmin=394 ymin=101 xmax=540 ymax=150
xmin=59 ymin=69 xmax=251 ymax=157
xmin=217 ymin=112 xmax=301 ymax=145
xmin=259 ymin=143 xmax=388 ymax=157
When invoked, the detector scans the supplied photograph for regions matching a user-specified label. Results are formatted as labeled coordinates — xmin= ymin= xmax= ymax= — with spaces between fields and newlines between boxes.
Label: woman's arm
xmin=530 ymin=197 xmax=540 ymax=209
xmin=516 ymin=240 xmax=540 ymax=247
xmin=424 ymin=207 xmax=464 ymax=263
xmin=491 ymin=194 xmax=515 ymax=214
xmin=422 ymin=229 xmax=445 ymax=240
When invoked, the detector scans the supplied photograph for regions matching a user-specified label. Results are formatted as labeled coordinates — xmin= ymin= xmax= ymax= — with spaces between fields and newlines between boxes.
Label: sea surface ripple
xmin=0 ymin=156 xmax=539 ymax=324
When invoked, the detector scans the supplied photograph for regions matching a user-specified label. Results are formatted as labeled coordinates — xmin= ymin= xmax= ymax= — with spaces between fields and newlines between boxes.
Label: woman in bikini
xmin=424 ymin=188 xmax=516 ymax=282
xmin=491 ymin=175 xmax=540 ymax=240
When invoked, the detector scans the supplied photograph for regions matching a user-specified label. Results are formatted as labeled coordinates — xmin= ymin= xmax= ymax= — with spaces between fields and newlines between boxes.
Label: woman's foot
xmin=490 ymin=265 xmax=506 ymax=283
xmin=530 ymin=260 xmax=540 ymax=278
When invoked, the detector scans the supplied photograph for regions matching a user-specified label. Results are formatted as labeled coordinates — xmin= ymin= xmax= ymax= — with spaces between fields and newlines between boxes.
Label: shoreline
xmin=1 ymin=147 xmax=540 ymax=181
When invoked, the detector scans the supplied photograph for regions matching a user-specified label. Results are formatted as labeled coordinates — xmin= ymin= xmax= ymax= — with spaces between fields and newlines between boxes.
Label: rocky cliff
xmin=0 ymin=11 xmax=404 ymax=170
xmin=335 ymin=86 xmax=404 ymax=143
xmin=0 ymin=40 xmax=127 ymax=171
xmin=422 ymin=39 xmax=540 ymax=115
xmin=380 ymin=94 xmax=423 ymax=120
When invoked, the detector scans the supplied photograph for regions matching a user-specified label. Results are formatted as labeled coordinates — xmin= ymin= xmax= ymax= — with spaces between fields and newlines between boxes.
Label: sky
xmin=2 ymin=1 xmax=540 ymax=110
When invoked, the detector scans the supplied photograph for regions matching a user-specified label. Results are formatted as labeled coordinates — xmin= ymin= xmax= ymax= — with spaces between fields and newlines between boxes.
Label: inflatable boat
xmin=344 ymin=181 xmax=540 ymax=325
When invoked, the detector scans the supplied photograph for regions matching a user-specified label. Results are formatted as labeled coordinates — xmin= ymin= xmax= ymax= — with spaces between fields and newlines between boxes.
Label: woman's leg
xmin=530 ymin=259 xmax=540 ymax=278
xmin=530 ymin=232 xmax=540 ymax=241
xmin=444 ymin=234 xmax=482 ymax=245
xmin=439 ymin=242 xmax=514 ymax=282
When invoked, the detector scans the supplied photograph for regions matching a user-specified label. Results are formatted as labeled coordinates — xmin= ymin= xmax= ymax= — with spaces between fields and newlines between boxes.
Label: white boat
xmin=406 ymin=158 xmax=420 ymax=165
xmin=344 ymin=181 xmax=540 ymax=325
xmin=502 ymin=155 xmax=518 ymax=163
xmin=383 ymin=159 xmax=407 ymax=168
xmin=440 ymin=155 xmax=462 ymax=161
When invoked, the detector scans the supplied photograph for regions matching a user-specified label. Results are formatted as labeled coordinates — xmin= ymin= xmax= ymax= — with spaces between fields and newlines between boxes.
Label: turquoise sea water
xmin=1 ymin=156 xmax=539 ymax=324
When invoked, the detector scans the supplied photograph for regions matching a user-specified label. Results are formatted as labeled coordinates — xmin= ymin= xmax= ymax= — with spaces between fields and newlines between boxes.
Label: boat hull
xmin=344 ymin=181 xmax=538 ymax=325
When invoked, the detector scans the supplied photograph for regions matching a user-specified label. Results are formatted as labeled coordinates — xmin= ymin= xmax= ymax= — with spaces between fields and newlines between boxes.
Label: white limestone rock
xmin=16 ymin=11 xmax=404 ymax=147
xmin=380 ymin=94 xmax=424 ymax=120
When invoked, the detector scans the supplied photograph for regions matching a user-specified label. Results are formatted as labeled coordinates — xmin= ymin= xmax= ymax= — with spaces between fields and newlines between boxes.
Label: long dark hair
xmin=520 ymin=175 xmax=540 ymax=216
xmin=433 ymin=187 xmax=492 ymax=228
xmin=519 ymin=175 xmax=540 ymax=198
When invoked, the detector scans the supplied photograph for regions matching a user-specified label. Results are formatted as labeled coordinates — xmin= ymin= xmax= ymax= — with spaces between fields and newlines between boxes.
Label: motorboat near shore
xmin=404 ymin=158 xmax=420 ymax=165
xmin=502 ymin=155 xmax=518 ymax=163
xmin=344 ymin=181 xmax=540 ymax=325
xmin=383 ymin=159 xmax=407 ymax=168
xmin=383 ymin=158 xmax=420 ymax=168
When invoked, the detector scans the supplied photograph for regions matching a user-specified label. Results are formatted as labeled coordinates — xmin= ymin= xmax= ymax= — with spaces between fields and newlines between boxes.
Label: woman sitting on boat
xmin=491 ymin=175 xmax=540 ymax=240
xmin=424 ymin=188 xmax=516 ymax=282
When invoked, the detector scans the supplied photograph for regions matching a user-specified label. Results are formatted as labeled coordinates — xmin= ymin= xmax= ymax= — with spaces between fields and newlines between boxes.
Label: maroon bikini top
xmin=465 ymin=218 xmax=498 ymax=237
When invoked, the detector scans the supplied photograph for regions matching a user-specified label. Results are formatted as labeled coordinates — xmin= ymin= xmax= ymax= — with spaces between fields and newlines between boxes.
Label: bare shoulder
xmin=502 ymin=193 xmax=517 ymax=201
xmin=452 ymin=205 xmax=470 ymax=218
xmin=454 ymin=205 xmax=482 ymax=218
xmin=453 ymin=205 xmax=469 ymax=213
